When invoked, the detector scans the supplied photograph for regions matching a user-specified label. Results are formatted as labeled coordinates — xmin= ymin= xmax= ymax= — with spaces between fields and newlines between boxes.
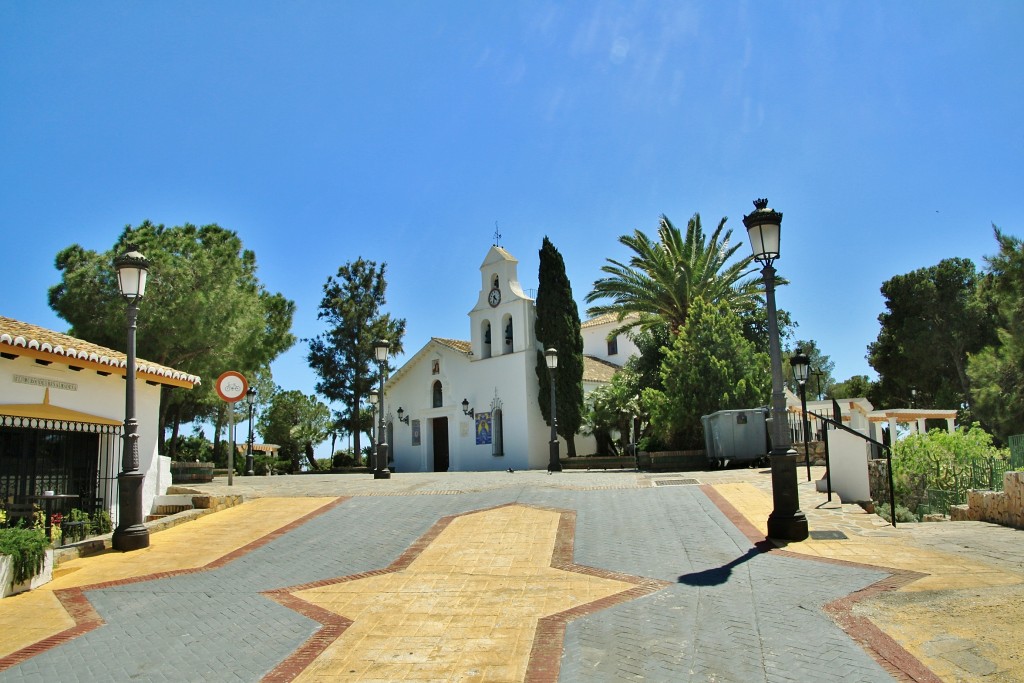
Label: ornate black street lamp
xmin=743 ymin=199 xmax=808 ymax=541
xmin=790 ymin=349 xmax=812 ymax=482
xmin=373 ymin=340 xmax=391 ymax=479
xmin=112 ymin=245 xmax=151 ymax=552
xmin=245 ymin=387 xmax=257 ymax=476
xmin=545 ymin=348 xmax=561 ymax=472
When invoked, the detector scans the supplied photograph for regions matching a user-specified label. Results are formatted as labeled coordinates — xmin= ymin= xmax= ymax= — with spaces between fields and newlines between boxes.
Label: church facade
xmin=385 ymin=246 xmax=637 ymax=472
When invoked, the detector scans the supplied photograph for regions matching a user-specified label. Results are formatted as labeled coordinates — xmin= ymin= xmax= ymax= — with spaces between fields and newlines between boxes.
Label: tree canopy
xmin=647 ymin=297 xmax=771 ymax=450
xmin=307 ymin=258 xmax=405 ymax=456
xmin=783 ymin=339 xmax=835 ymax=396
xmin=256 ymin=388 xmax=331 ymax=472
xmin=585 ymin=213 xmax=762 ymax=335
xmin=830 ymin=375 xmax=876 ymax=401
xmin=968 ymin=227 xmax=1024 ymax=440
xmin=867 ymin=257 xmax=996 ymax=415
xmin=534 ymin=237 xmax=585 ymax=457
xmin=48 ymin=221 xmax=296 ymax=451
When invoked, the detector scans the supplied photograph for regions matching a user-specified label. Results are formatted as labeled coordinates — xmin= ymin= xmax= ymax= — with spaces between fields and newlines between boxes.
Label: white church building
xmin=386 ymin=245 xmax=637 ymax=472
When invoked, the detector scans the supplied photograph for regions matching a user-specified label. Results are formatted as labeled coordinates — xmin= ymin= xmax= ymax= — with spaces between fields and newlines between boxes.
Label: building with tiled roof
xmin=0 ymin=315 xmax=198 ymax=527
xmin=0 ymin=316 xmax=201 ymax=387
xmin=384 ymin=247 xmax=636 ymax=472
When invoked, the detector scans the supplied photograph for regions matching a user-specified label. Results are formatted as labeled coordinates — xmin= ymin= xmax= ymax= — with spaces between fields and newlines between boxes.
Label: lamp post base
xmin=374 ymin=470 xmax=391 ymax=479
xmin=245 ymin=454 xmax=254 ymax=476
xmin=548 ymin=440 xmax=561 ymax=472
xmin=112 ymin=472 xmax=150 ymax=552
xmin=766 ymin=451 xmax=809 ymax=542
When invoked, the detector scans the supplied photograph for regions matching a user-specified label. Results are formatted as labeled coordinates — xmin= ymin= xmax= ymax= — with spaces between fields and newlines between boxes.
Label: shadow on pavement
xmin=677 ymin=540 xmax=773 ymax=586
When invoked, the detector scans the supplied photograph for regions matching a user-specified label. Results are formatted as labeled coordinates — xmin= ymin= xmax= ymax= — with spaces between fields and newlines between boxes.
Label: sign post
xmin=216 ymin=371 xmax=249 ymax=487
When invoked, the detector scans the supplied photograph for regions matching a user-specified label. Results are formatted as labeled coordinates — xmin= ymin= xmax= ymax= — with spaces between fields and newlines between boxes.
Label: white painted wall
xmin=0 ymin=355 xmax=167 ymax=520
xmin=581 ymin=320 xmax=639 ymax=365
xmin=388 ymin=341 xmax=555 ymax=472
xmin=816 ymin=428 xmax=872 ymax=502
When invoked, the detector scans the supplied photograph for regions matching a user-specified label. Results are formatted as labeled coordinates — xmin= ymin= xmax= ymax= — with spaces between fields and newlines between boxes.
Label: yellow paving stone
xmin=710 ymin=480 xmax=1024 ymax=683
xmin=0 ymin=589 xmax=76 ymax=658
xmin=290 ymin=505 xmax=637 ymax=683
xmin=0 ymin=497 xmax=334 ymax=661
xmin=710 ymin=482 xmax=1022 ymax=590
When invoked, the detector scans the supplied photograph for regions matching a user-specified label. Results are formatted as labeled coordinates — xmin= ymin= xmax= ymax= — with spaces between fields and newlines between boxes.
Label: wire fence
xmin=919 ymin=446 xmax=1022 ymax=516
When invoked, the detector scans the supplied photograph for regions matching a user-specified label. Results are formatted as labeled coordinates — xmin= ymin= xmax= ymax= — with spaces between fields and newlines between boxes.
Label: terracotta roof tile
xmin=433 ymin=338 xmax=472 ymax=354
xmin=582 ymin=355 xmax=621 ymax=383
xmin=0 ymin=315 xmax=200 ymax=387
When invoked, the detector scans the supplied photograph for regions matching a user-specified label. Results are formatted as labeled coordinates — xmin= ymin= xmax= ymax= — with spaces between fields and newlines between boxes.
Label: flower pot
xmin=0 ymin=548 xmax=54 ymax=598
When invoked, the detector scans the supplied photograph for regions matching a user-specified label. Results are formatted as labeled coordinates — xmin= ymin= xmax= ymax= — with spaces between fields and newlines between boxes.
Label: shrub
xmin=331 ymin=450 xmax=360 ymax=468
xmin=92 ymin=510 xmax=113 ymax=535
xmin=874 ymin=502 xmax=919 ymax=524
xmin=0 ymin=527 xmax=50 ymax=583
xmin=890 ymin=424 xmax=1009 ymax=512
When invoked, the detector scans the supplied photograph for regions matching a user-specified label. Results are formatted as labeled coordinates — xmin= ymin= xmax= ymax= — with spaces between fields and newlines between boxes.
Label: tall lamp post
xmin=811 ymin=369 xmax=824 ymax=401
xmin=373 ymin=340 xmax=391 ymax=479
xmin=545 ymin=348 xmax=561 ymax=472
xmin=245 ymin=387 xmax=257 ymax=476
xmin=112 ymin=245 xmax=151 ymax=552
xmin=790 ymin=349 xmax=812 ymax=482
xmin=368 ymin=389 xmax=378 ymax=469
xmin=743 ymin=199 xmax=809 ymax=541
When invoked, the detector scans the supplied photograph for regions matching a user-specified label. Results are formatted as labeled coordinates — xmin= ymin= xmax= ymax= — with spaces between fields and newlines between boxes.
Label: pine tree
xmin=307 ymin=258 xmax=405 ymax=458
xmin=534 ymin=237 xmax=585 ymax=457
xmin=648 ymin=297 xmax=770 ymax=449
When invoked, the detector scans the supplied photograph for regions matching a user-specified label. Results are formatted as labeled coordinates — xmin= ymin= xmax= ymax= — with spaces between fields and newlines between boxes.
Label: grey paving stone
xmin=1 ymin=485 xmax=904 ymax=682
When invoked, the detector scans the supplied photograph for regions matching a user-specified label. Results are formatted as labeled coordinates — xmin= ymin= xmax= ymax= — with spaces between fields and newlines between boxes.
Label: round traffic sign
xmin=215 ymin=371 xmax=248 ymax=403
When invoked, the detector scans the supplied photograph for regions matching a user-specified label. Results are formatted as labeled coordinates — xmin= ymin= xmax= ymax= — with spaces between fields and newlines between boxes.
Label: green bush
xmin=874 ymin=502 xmax=919 ymax=524
xmin=255 ymin=453 xmax=289 ymax=475
xmin=331 ymin=450 xmax=360 ymax=468
xmin=890 ymin=424 xmax=1010 ymax=513
xmin=0 ymin=527 xmax=50 ymax=584
xmin=92 ymin=510 xmax=113 ymax=535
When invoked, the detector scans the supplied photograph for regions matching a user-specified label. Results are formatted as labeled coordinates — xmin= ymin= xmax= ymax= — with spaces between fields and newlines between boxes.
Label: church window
xmin=607 ymin=336 xmax=619 ymax=356
xmin=482 ymin=321 xmax=492 ymax=359
xmin=504 ymin=317 xmax=513 ymax=347
xmin=432 ymin=380 xmax=443 ymax=408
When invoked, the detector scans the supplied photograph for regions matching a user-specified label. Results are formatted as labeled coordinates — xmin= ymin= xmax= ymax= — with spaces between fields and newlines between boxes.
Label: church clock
xmin=488 ymin=287 xmax=501 ymax=307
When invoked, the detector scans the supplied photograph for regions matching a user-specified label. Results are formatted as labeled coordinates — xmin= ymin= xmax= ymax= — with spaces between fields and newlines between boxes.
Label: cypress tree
xmin=535 ymin=237 xmax=585 ymax=457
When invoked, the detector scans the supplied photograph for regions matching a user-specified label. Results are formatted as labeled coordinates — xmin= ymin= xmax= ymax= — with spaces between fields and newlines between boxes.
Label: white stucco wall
xmin=581 ymin=320 xmax=639 ymax=365
xmin=0 ymin=355 xmax=166 ymax=520
xmin=388 ymin=340 xmax=565 ymax=473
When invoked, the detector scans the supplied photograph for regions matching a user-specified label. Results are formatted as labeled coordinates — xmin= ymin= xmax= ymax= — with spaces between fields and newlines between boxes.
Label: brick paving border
xmin=700 ymin=484 xmax=941 ymax=683
xmin=262 ymin=502 xmax=670 ymax=683
xmin=0 ymin=496 xmax=349 ymax=673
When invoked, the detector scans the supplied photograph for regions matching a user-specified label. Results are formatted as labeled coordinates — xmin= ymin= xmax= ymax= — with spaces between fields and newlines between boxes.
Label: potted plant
xmin=0 ymin=526 xmax=53 ymax=597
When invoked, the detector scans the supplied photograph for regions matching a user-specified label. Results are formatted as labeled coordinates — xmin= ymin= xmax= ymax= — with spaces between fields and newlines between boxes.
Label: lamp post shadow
xmin=677 ymin=541 xmax=773 ymax=587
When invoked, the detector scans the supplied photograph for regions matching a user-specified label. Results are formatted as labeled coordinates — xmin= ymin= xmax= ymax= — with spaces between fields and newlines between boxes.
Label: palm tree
xmin=585 ymin=213 xmax=762 ymax=334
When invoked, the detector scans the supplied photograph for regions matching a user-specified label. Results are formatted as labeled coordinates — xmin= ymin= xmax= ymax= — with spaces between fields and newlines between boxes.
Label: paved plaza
xmin=0 ymin=467 xmax=1021 ymax=682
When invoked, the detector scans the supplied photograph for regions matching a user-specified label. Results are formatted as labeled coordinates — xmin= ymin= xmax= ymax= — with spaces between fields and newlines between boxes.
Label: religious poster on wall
xmin=411 ymin=419 xmax=421 ymax=446
xmin=475 ymin=412 xmax=492 ymax=445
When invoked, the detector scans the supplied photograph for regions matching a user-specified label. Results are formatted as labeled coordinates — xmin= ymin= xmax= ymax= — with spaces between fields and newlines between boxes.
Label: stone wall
xmin=794 ymin=441 xmax=826 ymax=465
xmin=951 ymin=471 xmax=1024 ymax=529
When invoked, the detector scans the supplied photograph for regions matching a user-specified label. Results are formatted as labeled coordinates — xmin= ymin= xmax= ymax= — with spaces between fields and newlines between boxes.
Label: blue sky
xmin=2 ymin=2 xmax=1022 ymax=436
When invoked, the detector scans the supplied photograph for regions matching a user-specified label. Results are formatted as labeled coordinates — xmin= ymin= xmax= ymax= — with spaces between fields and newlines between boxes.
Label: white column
xmin=946 ymin=418 xmax=955 ymax=433
xmin=917 ymin=418 xmax=927 ymax=434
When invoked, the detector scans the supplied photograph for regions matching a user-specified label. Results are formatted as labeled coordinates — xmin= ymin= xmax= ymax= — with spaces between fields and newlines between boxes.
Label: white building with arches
xmin=385 ymin=246 xmax=632 ymax=472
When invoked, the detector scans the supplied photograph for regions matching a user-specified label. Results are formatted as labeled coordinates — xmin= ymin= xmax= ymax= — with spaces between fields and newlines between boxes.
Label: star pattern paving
xmin=263 ymin=504 xmax=669 ymax=682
